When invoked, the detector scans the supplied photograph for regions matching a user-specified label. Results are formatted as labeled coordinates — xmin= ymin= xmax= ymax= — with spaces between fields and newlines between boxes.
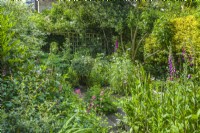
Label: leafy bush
xmin=0 ymin=3 xmax=108 ymax=131
xmin=108 ymin=54 xmax=138 ymax=94
xmin=1 ymin=1 xmax=45 ymax=58
xmin=0 ymin=2 xmax=45 ymax=76
xmin=0 ymin=77 xmax=17 ymax=110
xmin=89 ymin=54 xmax=110 ymax=87
xmin=144 ymin=16 xmax=174 ymax=78
xmin=144 ymin=14 xmax=200 ymax=78
xmin=0 ymin=66 xmax=70 ymax=132
xmin=66 ymin=67 xmax=79 ymax=87
xmin=85 ymin=85 xmax=117 ymax=115
xmin=71 ymin=55 xmax=94 ymax=86
xmin=0 ymin=6 xmax=21 ymax=75
xmin=0 ymin=66 xmax=108 ymax=133
xmin=171 ymin=15 xmax=200 ymax=56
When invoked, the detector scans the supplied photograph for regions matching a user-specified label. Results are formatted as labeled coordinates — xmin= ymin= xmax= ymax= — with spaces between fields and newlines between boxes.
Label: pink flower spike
xmin=92 ymin=95 xmax=96 ymax=100
xmin=75 ymin=88 xmax=81 ymax=95
xmin=114 ymin=39 xmax=118 ymax=52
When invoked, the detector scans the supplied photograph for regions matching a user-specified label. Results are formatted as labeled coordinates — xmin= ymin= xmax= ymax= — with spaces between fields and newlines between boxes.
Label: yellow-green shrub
xmin=171 ymin=15 xmax=200 ymax=64
xmin=144 ymin=14 xmax=200 ymax=77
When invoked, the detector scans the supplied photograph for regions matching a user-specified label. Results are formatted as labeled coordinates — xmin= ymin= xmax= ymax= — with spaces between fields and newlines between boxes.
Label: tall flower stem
xmin=168 ymin=54 xmax=176 ymax=81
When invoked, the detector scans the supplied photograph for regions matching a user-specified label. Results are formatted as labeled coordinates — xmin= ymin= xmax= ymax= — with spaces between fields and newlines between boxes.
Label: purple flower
xmin=168 ymin=54 xmax=176 ymax=81
xmin=92 ymin=95 xmax=96 ymax=100
xmin=74 ymin=88 xmax=81 ymax=95
xmin=114 ymin=39 xmax=118 ymax=52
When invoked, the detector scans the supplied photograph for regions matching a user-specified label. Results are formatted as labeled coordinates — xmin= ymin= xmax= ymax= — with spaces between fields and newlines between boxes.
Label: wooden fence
xmin=51 ymin=31 xmax=105 ymax=54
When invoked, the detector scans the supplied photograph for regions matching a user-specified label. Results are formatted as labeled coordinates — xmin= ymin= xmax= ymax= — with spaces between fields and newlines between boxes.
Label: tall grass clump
xmin=122 ymin=55 xmax=200 ymax=132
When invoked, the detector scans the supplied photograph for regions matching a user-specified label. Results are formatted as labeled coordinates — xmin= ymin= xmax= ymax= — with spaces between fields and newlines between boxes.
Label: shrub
xmin=144 ymin=16 xmax=174 ymax=78
xmin=0 ymin=66 xmax=108 ymax=133
xmin=108 ymin=54 xmax=138 ymax=94
xmin=0 ymin=2 xmax=46 ymax=76
xmin=89 ymin=54 xmax=110 ymax=87
xmin=66 ymin=67 xmax=79 ymax=87
xmin=144 ymin=14 xmax=200 ymax=78
xmin=0 ymin=77 xmax=17 ymax=110
xmin=85 ymin=85 xmax=117 ymax=115
xmin=0 ymin=6 xmax=21 ymax=75
xmin=71 ymin=54 xmax=94 ymax=86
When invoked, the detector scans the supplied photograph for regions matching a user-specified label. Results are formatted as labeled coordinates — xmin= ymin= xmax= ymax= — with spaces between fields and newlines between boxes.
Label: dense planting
xmin=1 ymin=1 xmax=200 ymax=133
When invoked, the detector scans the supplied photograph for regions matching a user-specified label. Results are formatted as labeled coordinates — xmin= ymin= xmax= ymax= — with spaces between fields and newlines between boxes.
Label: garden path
xmin=77 ymin=86 xmax=128 ymax=133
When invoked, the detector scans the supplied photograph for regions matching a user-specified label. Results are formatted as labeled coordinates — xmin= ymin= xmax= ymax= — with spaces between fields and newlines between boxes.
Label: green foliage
xmin=38 ymin=1 xmax=133 ymax=54
xmin=0 ymin=65 xmax=107 ymax=133
xmin=85 ymin=85 xmax=117 ymax=115
xmin=1 ymin=2 xmax=45 ymax=57
xmin=66 ymin=67 xmax=79 ymax=87
xmin=0 ymin=2 xmax=46 ymax=76
xmin=123 ymin=65 xmax=200 ymax=133
xmin=171 ymin=15 xmax=200 ymax=65
xmin=0 ymin=77 xmax=17 ymax=110
xmin=0 ymin=6 xmax=21 ymax=74
xmin=144 ymin=12 xmax=200 ymax=78
xmin=0 ymin=2 xmax=108 ymax=132
xmin=2 ymin=1 xmax=200 ymax=132
xmin=89 ymin=54 xmax=110 ymax=87
xmin=45 ymin=42 xmax=63 ymax=73
xmin=58 ymin=113 xmax=92 ymax=133
xmin=108 ymin=54 xmax=138 ymax=94
xmin=0 ymin=66 xmax=71 ymax=132
xmin=144 ymin=16 xmax=174 ymax=78
xmin=71 ymin=55 xmax=94 ymax=86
